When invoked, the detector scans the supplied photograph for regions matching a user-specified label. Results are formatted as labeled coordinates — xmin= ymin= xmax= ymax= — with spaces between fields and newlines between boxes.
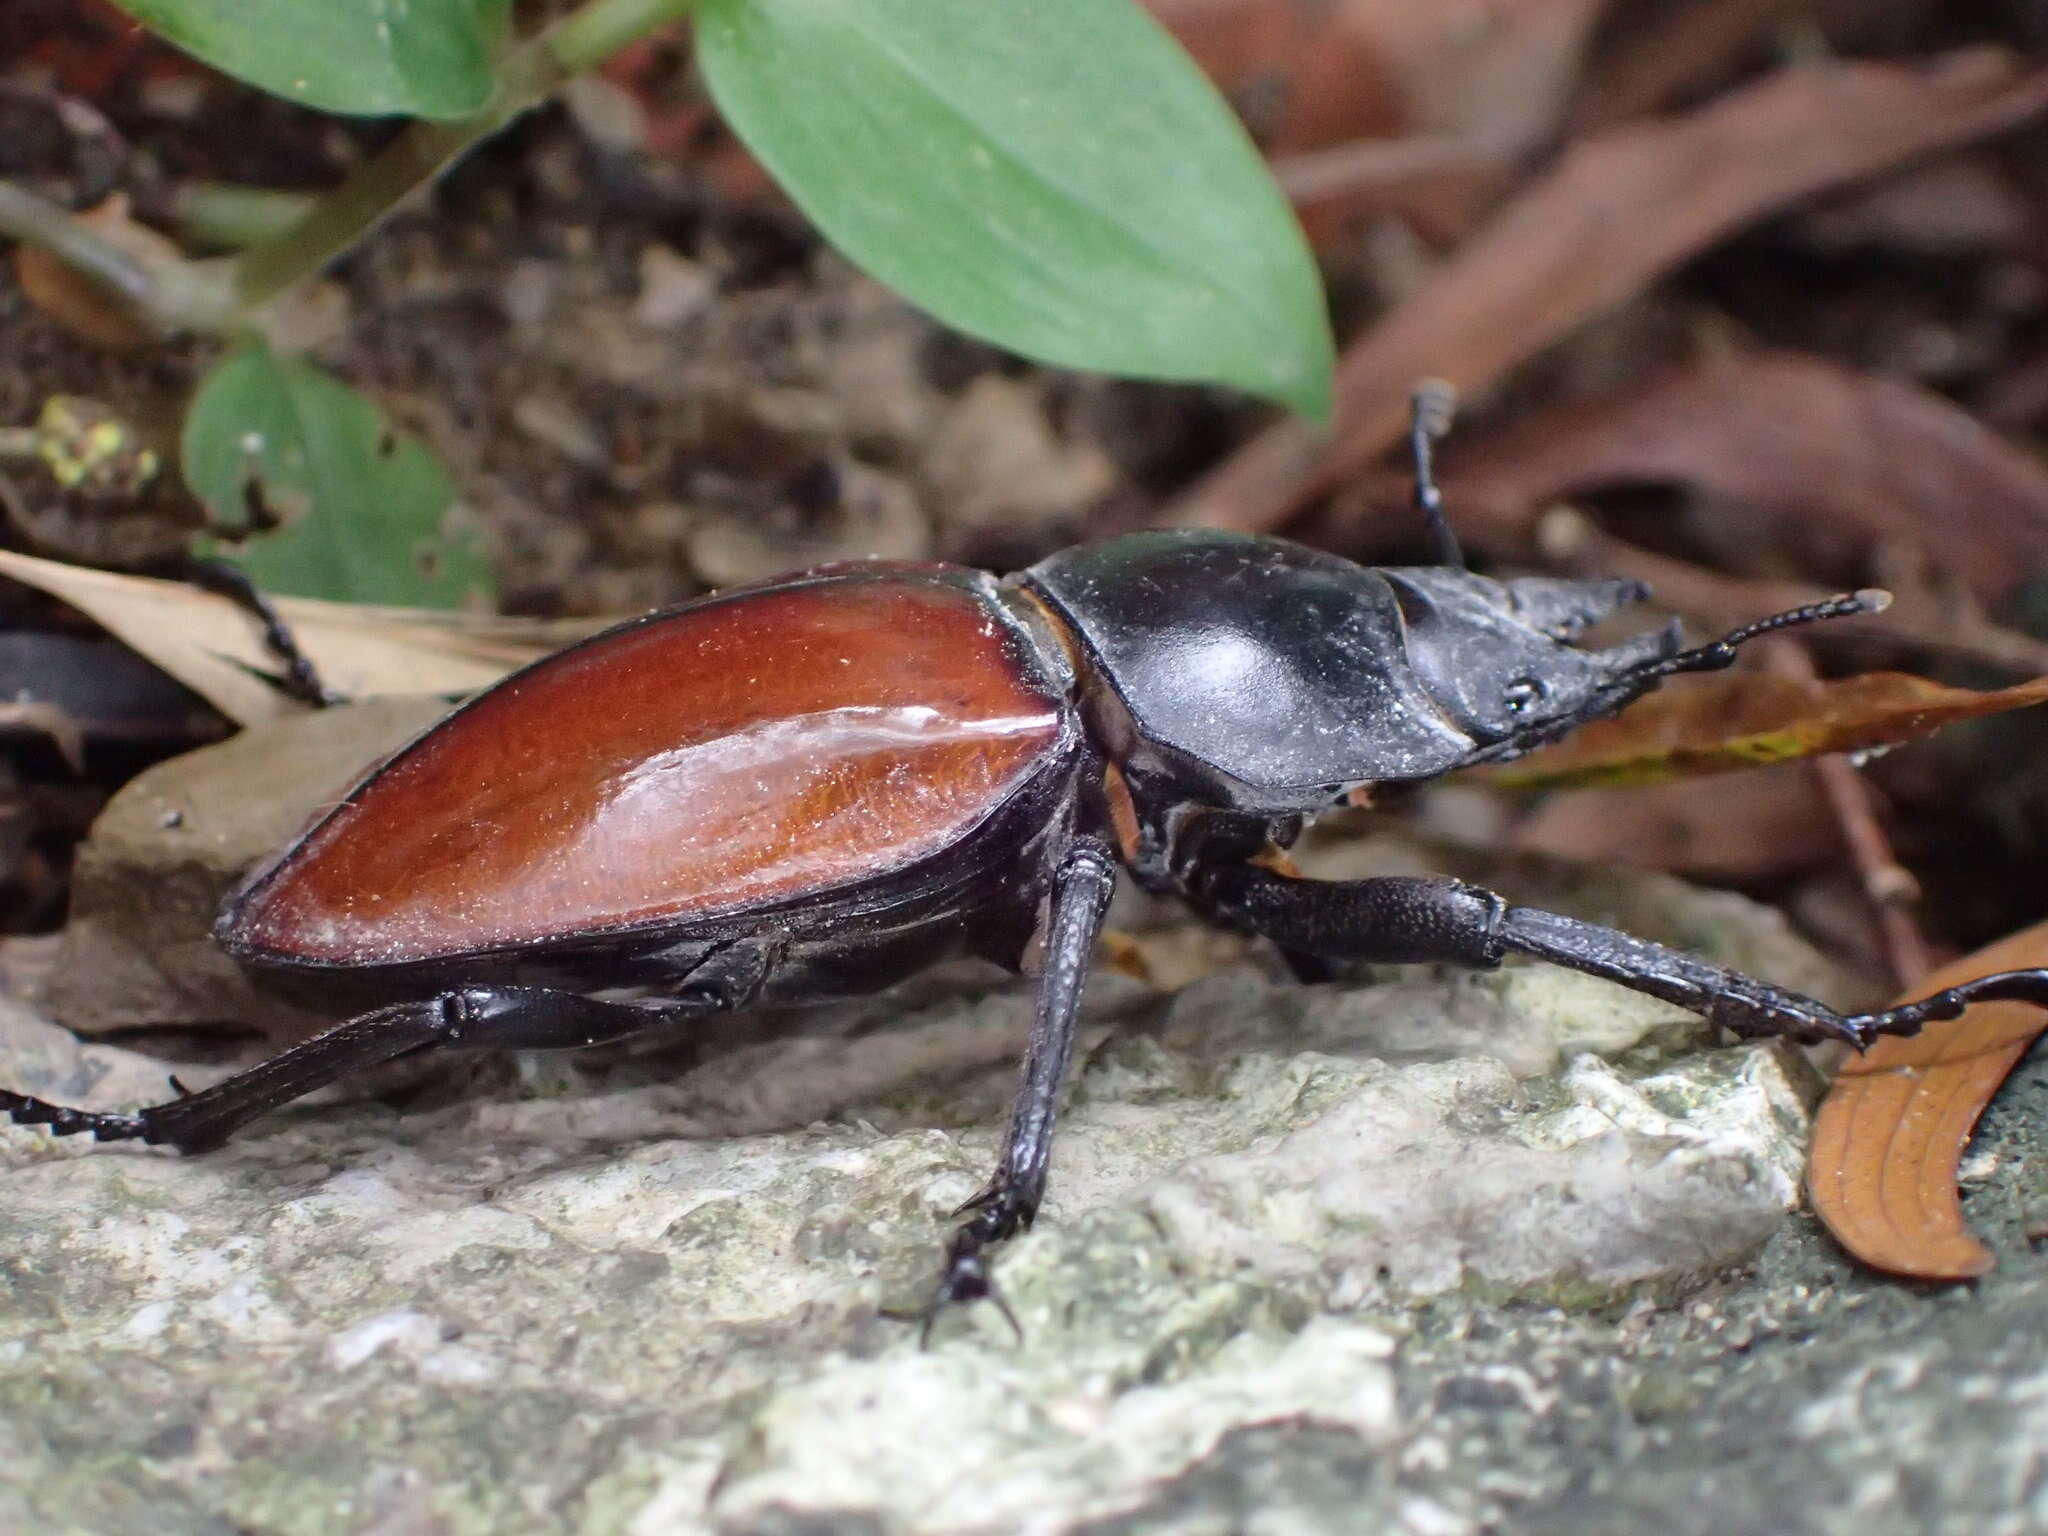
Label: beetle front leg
xmin=1190 ymin=864 xmax=2048 ymax=1051
xmin=0 ymin=959 xmax=767 ymax=1153
xmin=909 ymin=837 xmax=1118 ymax=1342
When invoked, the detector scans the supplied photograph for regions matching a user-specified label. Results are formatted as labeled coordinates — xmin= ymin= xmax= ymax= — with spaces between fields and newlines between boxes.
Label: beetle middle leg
xmin=905 ymin=837 xmax=1118 ymax=1342
xmin=1 ymin=943 xmax=777 ymax=1154
xmin=1190 ymin=863 xmax=2048 ymax=1050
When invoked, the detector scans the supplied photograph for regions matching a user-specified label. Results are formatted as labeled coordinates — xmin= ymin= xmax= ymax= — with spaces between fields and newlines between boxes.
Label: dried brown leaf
xmin=1484 ymin=669 xmax=2048 ymax=790
xmin=1437 ymin=353 xmax=2048 ymax=603
xmin=1152 ymin=0 xmax=1608 ymax=157
xmin=0 ymin=552 xmax=598 ymax=728
xmin=1165 ymin=49 xmax=2048 ymax=533
xmin=1505 ymin=764 xmax=1839 ymax=880
xmin=1567 ymin=0 xmax=1801 ymax=131
xmin=1155 ymin=0 xmax=1608 ymax=242
xmin=1809 ymin=919 xmax=2048 ymax=1281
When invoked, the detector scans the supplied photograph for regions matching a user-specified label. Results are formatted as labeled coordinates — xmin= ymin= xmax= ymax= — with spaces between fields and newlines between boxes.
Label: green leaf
xmin=697 ymin=0 xmax=1334 ymax=418
xmin=182 ymin=345 xmax=493 ymax=608
xmin=109 ymin=0 xmax=510 ymax=119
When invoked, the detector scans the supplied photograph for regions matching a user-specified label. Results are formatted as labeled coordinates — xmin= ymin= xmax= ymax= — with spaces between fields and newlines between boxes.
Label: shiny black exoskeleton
xmin=10 ymin=406 xmax=2048 ymax=1340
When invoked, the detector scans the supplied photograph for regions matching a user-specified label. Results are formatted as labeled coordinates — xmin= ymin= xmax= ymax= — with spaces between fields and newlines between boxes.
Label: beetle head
xmin=1382 ymin=569 xmax=1889 ymax=765
xmin=1383 ymin=568 xmax=1677 ymax=759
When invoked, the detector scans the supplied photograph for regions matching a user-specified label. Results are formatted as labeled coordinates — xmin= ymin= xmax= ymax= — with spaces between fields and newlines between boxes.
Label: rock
xmin=46 ymin=698 xmax=447 ymax=1037
xmin=2 ymin=922 xmax=1839 ymax=1534
xmin=21 ymin=733 xmax=2006 ymax=1534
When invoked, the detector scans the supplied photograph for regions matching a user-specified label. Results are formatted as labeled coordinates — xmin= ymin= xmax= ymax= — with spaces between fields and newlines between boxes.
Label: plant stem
xmin=0 ymin=181 xmax=158 ymax=310
xmin=175 ymin=184 xmax=320 ymax=251
xmin=0 ymin=180 xmax=241 ymax=335
xmin=233 ymin=0 xmax=695 ymax=311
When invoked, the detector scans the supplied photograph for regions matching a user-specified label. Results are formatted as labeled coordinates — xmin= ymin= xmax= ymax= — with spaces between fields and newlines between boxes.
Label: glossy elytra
xmin=10 ymin=396 xmax=2048 ymax=1338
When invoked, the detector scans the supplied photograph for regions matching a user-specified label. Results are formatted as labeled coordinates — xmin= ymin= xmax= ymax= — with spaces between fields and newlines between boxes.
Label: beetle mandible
xmin=9 ymin=398 xmax=2048 ymax=1334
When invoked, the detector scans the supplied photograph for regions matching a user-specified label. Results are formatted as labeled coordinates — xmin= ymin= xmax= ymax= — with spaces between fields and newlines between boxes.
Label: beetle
xmin=8 ymin=401 xmax=2048 ymax=1334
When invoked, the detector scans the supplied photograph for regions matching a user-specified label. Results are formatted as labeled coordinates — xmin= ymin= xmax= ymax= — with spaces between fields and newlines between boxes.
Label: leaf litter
xmin=1165 ymin=49 xmax=2048 ymax=533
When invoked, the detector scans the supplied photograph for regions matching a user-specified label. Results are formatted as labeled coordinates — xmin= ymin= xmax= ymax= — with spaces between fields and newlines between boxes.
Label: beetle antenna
xmin=1630 ymin=588 xmax=1892 ymax=684
xmin=1409 ymin=379 xmax=1463 ymax=569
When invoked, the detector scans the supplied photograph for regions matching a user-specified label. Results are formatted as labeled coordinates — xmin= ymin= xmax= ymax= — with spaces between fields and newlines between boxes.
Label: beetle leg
xmin=0 ymin=977 xmax=753 ymax=1155
xmin=1189 ymin=865 xmax=2048 ymax=1051
xmin=184 ymin=557 xmax=337 ymax=708
xmin=907 ymin=837 xmax=1117 ymax=1342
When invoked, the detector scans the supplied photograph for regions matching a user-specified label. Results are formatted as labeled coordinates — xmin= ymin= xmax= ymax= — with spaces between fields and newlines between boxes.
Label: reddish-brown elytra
xmin=229 ymin=573 xmax=1067 ymax=969
xmin=12 ymin=398 xmax=2048 ymax=1335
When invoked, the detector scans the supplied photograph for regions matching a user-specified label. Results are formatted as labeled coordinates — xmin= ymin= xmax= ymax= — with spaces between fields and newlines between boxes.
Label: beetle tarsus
xmin=1 ymin=1090 xmax=155 ymax=1143
xmin=1838 ymin=970 xmax=2048 ymax=1046
xmin=894 ymin=1198 xmax=1029 ymax=1348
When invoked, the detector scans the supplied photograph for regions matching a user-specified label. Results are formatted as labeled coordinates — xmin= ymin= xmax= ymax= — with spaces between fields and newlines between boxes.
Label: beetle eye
xmin=1503 ymin=677 xmax=1544 ymax=715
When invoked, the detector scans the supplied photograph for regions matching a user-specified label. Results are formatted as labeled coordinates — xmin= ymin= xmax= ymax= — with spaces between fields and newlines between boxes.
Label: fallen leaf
xmin=1566 ymin=0 xmax=1801 ymax=132
xmin=1790 ymin=152 xmax=2036 ymax=257
xmin=1154 ymin=0 xmax=1608 ymax=157
xmin=1271 ymin=134 xmax=1505 ymax=239
xmin=1164 ymin=48 xmax=2048 ymax=532
xmin=1161 ymin=0 xmax=1608 ymax=243
xmin=0 ymin=551 xmax=599 ymax=727
xmin=1483 ymin=668 xmax=2048 ymax=790
xmin=1506 ymin=763 xmax=1840 ymax=880
xmin=1430 ymin=353 xmax=2048 ymax=604
xmin=1809 ymin=919 xmax=2048 ymax=1281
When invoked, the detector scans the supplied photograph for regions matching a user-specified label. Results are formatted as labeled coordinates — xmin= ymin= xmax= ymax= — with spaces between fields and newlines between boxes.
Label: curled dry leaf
xmin=0 ymin=551 xmax=599 ymax=728
xmin=1432 ymin=353 xmax=2048 ymax=604
xmin=1165 ymin=48 xmax=2048 ymax=533
xmin=1809 ymin=919 xmax=2048 ymax=1281
xmin=1481 ymin=669 xmax=2048 ymax=791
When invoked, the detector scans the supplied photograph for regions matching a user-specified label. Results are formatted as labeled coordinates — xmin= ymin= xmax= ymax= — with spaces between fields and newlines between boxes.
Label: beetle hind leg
xmin=3 ymin=996 xmax=459 ymax=1152
xmin=1 ymin=980 xmax=748 ymax=1155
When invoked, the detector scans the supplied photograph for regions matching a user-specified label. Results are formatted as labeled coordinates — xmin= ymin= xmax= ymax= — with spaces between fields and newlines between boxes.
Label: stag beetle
xmin=9 ymin=399 xmax=2048 ymax=1335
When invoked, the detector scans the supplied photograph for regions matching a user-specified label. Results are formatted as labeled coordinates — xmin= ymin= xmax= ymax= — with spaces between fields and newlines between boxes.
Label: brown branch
xmin=1762 ymin=639 xmax=1931 ymax=989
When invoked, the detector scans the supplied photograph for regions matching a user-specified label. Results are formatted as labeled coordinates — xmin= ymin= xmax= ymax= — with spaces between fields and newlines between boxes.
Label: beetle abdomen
xmin=222 ymin=573 xmax=1069 ymax=968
